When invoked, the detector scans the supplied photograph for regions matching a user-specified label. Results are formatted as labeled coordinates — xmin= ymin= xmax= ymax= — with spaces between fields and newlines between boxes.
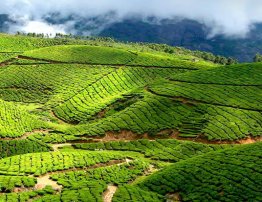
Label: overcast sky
xmin=1 ymin=0 xmax=262 ymax=37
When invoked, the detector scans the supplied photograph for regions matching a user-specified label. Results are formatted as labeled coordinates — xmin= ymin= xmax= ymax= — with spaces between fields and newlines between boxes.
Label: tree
xmin=253 ymin=53 xmax=262 ymax=62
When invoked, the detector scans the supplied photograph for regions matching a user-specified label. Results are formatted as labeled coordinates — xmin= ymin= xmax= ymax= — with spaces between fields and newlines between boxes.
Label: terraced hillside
xmin=0 ymin=34 xmax=261 ymax=202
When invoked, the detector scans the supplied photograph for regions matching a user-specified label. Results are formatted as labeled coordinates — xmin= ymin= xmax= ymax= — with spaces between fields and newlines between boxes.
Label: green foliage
xmin=0 ymin=53 xmax=18 ymax=63
xmin=0 ymin=100 xmax=45 ymax=138
xmin=51 ymin=160 xmax=149 ymax=187
xmin=0 ymin=176 xmax=36 ymax=192
xmin=66 ymin=93 xmax=261 ymax=141
xmin=0 ymin=33 xmax=89 ymax=52
xmin=113 ymin=185 xmax=164 ymax=202
xmin=27 ymin=132 xmax=80 ymax=143
xmin=60 ymin=184 xmax=106 ymax=202
xmin=0 ymin=151 xmax=135 ymax=176
xmin=65 ymin=94 xmax=192 ymax=136
xmin=0 ymin=140 xmax=51 ymax=158
xmin=133 ymin=142 xmax=262 ymax=202
xmin=0 ymin=191 xmax=38 ymax=202
xmin=144 ymin=43 xmax=238 ymax=65
xmin=253 ymin=53 xmax=262 ymax=62
xmin=0 ymin=64 xmax=113 ymax=103
xmin=150 ymin=80 xmax=262 ymax=110
xmin=54 ymin=67 xmax=175 ymax=123
xmin=169 ymin=62 xmax=262 ymax=85
xmin=0 ymin=33 xmax=260 ymax=202
xmin=23 ymin=45 xmax=215 ymax=69
xmin=73 ymin=139 xmax=231 ymax=162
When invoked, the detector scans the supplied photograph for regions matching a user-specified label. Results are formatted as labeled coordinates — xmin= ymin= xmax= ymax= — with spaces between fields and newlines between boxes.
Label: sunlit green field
xmin=0 ymin=34 xmax=261 ymax=202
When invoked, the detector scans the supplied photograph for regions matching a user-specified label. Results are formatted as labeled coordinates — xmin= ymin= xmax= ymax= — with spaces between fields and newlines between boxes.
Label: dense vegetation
xmin=0 ymin=33 xmax=260 ymax=201
xmin=253 ymin=53 xmax=262 ymax=62
xmin=114 ymin=143 xmax=262 ymax=202
xmin=0 ymin=139 xmax=51 ymax=158
xmin=23 ymin=45 xmax=214 ymax=69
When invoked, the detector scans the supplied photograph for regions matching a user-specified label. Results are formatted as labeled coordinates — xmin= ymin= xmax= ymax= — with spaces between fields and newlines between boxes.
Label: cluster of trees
xmin=194 ymin=51 xmax=238 ymax=65
xmin=16 ymin=32 xmax=116 ymax=42
xmin=253 ymin=53 xmax=262 ymax=62
xmin=16 ymin=32 xmax=51 ymax=38
xmin=133 ymin=43 xmax=238 ymax=65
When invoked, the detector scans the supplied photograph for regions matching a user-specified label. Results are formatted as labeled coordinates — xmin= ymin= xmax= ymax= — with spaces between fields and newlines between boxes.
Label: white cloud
xmin=10 ymin=20 xmax=66 ymax=35
xmin=1 ymin=0 xmax=262 ymax=37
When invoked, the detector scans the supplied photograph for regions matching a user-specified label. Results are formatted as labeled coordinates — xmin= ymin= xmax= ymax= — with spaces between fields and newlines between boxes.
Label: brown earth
xmin=52 ymin=143 xmax=72 ymax=151
xmin=166 ymin=192 xmax=182 ymax=202
xmin=103 ymin=185 xmax=118 ymax=202
xmin=71 ymin=129 xmax=262 ymax=145
xmin=35 ymin=174 xmax=62 ymax=191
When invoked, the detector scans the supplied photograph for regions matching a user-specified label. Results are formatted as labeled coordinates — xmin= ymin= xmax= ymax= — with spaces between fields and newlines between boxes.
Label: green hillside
xmin=0 ymin=33 xmax=261 ymax=202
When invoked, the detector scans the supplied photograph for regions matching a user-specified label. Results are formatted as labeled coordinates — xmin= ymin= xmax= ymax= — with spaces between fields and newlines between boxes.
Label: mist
xmin=1 ymin=0 xmax=262 ymax=37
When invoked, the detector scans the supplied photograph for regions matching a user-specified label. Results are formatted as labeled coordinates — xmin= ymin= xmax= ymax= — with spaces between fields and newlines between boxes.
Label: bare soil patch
xmin=52 ymin=143 xmax=72 ymax=151
xmin=166 ymin=192 xmax=182 ymax=202
xmin=103 ymin=185 xmax=118 ymax=202
xmin=35 ymin=174 xmax=62 ymax=191
xmin=74 ymin=129 xmax=262 ymax=145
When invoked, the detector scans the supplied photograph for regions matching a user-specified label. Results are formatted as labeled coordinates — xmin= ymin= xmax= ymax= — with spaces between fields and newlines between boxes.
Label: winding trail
xmin=69 ymin=130 xmax=262 ymax=145
xmin=103 ymin=185 xmax=118 ymax=202
xmin=52 ymin=143 xmax=72 ymax=151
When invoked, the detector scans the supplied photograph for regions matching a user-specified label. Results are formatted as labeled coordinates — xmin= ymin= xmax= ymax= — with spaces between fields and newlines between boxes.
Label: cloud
xmin=1 ymin=0 xmax=262 ymax=37
xmin=9 ymin=20 xmax=67 ymax=36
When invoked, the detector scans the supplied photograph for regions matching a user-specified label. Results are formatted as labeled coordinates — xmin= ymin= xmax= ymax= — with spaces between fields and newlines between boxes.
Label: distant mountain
xmin=0 ymin=14 xmax=9 ymax=32
xmin=100 ymin=19 xmax=262 ymax=62
xmin=1 ymin=14 xmax=261 ymax=62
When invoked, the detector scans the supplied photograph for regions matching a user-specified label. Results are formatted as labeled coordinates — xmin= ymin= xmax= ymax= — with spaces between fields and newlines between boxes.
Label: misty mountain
xmin=1 ymin=14 xmax=261 ymax=62
xmin=99 ymin=19 xmax=262 ymax=62
xmin=0 ymin=14 xmax=9 ymax=32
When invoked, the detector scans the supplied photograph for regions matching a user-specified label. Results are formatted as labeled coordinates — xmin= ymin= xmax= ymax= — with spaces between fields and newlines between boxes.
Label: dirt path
xmin=69 ymin=129 xmax=262 ymax=145
xmin=9 ymin=175 xmax=62 ymax=193
xmin=166 ymin=192 xmax=181 ymax=202
xmin=103 ymin=185 xmax=118 ymax=202
xmin=170 ymin=132 xmax=262 ymax=145
xmin=237 ymin=136 xmax=262 ymax=144
xmin=102 ymin=162 xmax=155 ymax=202
xmin=52 ymin=143 xmax=72 ymax=151
xmin=3 ymin=158 xmax=133 ymax=196
xmin=35 ymin=174 xmax=62 ymax=191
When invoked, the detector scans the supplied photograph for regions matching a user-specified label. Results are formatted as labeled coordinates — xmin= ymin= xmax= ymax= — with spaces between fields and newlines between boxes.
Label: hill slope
xmin=0 ymin=34 xmax=261 ymax=202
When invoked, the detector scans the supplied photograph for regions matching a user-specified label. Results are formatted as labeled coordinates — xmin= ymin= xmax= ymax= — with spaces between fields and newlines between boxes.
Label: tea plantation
xmin=0 ymin=33 xmax=261 ymax=202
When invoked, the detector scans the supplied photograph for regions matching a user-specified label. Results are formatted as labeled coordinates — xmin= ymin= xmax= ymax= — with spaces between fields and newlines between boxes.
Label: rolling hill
xmin=0 ymin=33 xmax=261 ymax=202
